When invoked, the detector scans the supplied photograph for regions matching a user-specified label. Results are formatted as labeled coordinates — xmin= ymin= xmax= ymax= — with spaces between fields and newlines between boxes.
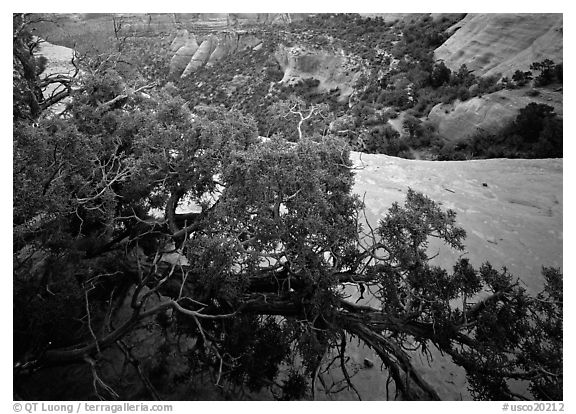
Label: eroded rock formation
xmin=170 ymin=29 xmax=264 ymax=79
xmin=274 ymin=45 xmax=366 ymax=102
xmin=181 ymin=35 xmax=217 ymax=77
xmin=169 ymin=31 xmax=199 ymax=78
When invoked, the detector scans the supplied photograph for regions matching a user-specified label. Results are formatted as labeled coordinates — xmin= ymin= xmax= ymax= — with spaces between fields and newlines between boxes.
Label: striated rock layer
xmin=170 ymin=29 xmax=263 ymax=78
xmin=181 ymin=35 xmax=218 ymax=77
xmin=435 ymin=13 xmax=563 ymax=78
xmin=169 ymin=32 xmax=199 ymax=77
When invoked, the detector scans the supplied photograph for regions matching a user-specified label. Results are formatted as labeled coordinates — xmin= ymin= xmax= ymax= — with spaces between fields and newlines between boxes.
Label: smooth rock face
xmin=428 ymin=87 xmax=563 ymax=141
xmin=352 ymin=152 xmax=562 ymax=295
xmin=181 ymin=36 xmax=217 ymax=77
xmin=169 ymin=33 xmax=199 ymax=77
xmin=174 ymin=32 xmax=262 ymax=77
xmin=435 ymin=13 xmax=563 ymax=78
xmin=342 ymin=152 xmax=562 ymax=400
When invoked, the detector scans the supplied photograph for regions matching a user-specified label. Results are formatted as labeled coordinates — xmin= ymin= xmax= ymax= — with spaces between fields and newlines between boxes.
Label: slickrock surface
xmin=428 ymin=87 xmax=563 ymax=141
xmin=327 ymin=152 xmax=563 ymax=400
xmin=435 ymin=14 xmax=563 ymax=78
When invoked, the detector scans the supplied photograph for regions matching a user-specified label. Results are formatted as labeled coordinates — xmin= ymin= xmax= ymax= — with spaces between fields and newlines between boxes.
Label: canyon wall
xmin=169 ymin=29 xmax=263 ymax=78
xmin=434 ymin=14 xmax=563 ymax=78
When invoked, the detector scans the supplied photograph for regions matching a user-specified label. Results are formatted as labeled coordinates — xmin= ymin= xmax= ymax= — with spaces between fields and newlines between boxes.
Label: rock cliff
xmin=169 ymin=29 xmax=263 ymax=78
xmin=169 ymin=28 xmax=363 ymax=103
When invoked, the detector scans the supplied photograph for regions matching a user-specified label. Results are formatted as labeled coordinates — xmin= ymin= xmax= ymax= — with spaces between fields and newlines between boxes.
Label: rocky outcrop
xmin=274 ymin=45 xmax=365 ymax=102
xmin=181 ymin=35 xmax=218 ymax=77
xmin=170 ymin=30 xmax=264 ymax=78
xmin=358 ymin=13 xmax=428 ymax=22
xmin=428 ymin=87 xmax=563 ymax=141
xmin=435 ymin=14 xmax=563 ymax=78
xmin=205 ymin=35 xmax=232 ymax=66
xmin=169 ymin=28 xmax=190 ymax=52
xmin=171 ymin=28 xmax=363 ymax=97
xmin=169 ymin=32 xmax=199 ymax=77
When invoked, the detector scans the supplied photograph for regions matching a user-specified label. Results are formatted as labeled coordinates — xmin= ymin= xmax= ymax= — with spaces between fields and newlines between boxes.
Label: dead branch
xmin=85 ymin=356 xmax=119 ymax=400
xmin=339 ymin=333 xmax=362 ymax=400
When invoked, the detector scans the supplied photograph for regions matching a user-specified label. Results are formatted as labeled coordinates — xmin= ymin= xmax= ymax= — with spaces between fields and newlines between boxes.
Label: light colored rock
xmin=169 ymin=34 xmax=199 ymax=78
xmin=33 ymin=39 xmax=77 ymax=115
xmin=206 ymin=33 xmax=237 ymax=66
xmin=435 ymin=14 xmax=563 ymax=78
xmin=344 ymin=152 xmax=562 ymax=400
xmin=206 ymin=41 xmax=230 ymax=66
xmin=351 ymin=152 xmax=562 ymax=295
xmin=169 ymin=30 xmax=263 ymax=75
xmin=181 ymin=35 xmax=218 ymax=78
xmin=428 ymin=87 xmax=563 ymax=141
xmin=169 ymin=28 xmax=190 ymax=52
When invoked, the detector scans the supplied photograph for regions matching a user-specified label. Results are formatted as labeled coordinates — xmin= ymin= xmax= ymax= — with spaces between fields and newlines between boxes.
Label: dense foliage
xmin=14 ymin=14 xmax=562 ymax=401
xmin=438 ymin=103 xmax=563 ymax=160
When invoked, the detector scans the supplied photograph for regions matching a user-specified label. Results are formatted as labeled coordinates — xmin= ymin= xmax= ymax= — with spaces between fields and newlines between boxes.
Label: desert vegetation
xmin=13 ymin=13 xmax=562 ymax=401
xmin=437 ymin=102 xmax=563 ymax=160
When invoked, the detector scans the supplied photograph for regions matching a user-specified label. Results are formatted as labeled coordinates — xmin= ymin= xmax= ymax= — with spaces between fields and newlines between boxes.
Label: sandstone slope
xmin=435 ymin=13 xmax=563 ymax=78
xmin=340 ymin=152 xmax=562 ymax=400
xmin=428 ymin=86 xmax=563 ymax=141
